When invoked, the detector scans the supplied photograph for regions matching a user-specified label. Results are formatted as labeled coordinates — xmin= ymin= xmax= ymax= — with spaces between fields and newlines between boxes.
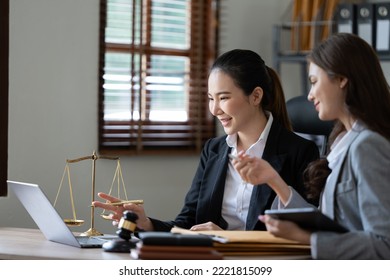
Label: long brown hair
xmin=304 ymin=33 xmax=390 ymax=200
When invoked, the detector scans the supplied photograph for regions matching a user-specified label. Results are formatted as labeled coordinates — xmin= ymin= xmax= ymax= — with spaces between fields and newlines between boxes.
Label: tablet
xmin=264 ymin=208 xmax=348 ymax=233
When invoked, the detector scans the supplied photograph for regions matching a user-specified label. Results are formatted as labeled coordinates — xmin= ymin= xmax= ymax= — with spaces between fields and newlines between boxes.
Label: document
xmin=170 ymin=227 xmax=311 ymax=256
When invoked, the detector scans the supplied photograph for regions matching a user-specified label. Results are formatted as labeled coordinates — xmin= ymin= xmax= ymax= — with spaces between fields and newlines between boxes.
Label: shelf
xmin=272 ymin=23 xmax=390 ymax=95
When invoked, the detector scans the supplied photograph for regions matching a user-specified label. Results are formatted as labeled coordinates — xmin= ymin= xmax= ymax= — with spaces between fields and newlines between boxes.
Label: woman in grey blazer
xmin=233 ymin=33 xmax=390 ymax=259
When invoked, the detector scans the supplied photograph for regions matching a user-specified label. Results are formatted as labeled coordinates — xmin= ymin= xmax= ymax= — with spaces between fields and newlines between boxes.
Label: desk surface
xmin=0 ymin=227 xmax=131 ymax=260
xmin=0 ymin=227 xmax=310 ymax=260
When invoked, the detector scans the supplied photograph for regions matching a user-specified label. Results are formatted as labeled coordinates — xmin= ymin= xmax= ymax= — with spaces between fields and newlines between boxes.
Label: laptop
xmin=8 ymin=180 xmax=115 ymax=248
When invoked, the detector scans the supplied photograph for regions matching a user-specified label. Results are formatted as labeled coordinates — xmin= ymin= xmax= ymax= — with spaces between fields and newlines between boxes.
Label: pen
xmin=228 ymin=154 xmax=239 ymax=161
xmin=90 ymin=199 xmax=144 ymax=207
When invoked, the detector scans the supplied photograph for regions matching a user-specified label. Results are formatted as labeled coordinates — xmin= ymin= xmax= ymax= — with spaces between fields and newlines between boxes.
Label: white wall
xmin=218 ymin=0 xmax=300 ymax=100
xmin=2 ymin=0 xmax=293 ymax=234
xmin=2 ymin=0 xmax=201 ymax=234
xmin=3 ymin=0 xmax=389 ymax=235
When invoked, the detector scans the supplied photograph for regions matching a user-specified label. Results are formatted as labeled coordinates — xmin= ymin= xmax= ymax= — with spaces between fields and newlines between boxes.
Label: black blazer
xmin=150 ymin=120 xmax=319 ymax=231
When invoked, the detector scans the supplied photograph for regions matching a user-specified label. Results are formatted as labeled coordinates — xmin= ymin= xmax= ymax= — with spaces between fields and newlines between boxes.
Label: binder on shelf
xmin=336 ymin=3 xmax=356 ymax=34
xmin=357 ymin=3 xmax=375 ymax=47
xmin=375 ymin=2 xmax=390 ymax=54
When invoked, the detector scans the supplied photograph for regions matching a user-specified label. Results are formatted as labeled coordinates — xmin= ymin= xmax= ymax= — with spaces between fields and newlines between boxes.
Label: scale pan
xmin=100 ymin=214 xmax=112 ymax=220
xmin=64 ymin=219 xmax=84 ymax=226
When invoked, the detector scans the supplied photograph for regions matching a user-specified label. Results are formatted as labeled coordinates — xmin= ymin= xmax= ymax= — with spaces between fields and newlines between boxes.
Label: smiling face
xmin=208 ymin=69 xmax=262 ymax=136
xmin=308 ymin=62 xmax=349 ymax=125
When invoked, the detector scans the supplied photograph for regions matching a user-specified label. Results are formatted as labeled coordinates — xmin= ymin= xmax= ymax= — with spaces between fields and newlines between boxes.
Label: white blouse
xmin=222 ymin=112 xmax=273 ymax=230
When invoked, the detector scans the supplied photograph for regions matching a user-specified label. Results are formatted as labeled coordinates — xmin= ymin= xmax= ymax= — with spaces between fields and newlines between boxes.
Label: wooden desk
xmin=0 ymin=227 xmax=310 ymax=260
xmin=0 ymin=227 xmax=130 ymax=260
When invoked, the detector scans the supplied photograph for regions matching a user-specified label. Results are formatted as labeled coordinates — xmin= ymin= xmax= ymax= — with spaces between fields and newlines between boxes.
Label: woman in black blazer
xmin=93 ymin=49 xmax=319 ymax=231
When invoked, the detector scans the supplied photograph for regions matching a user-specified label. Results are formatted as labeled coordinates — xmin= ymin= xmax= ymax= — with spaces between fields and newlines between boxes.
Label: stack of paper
xmin=171 ymin=227 xmax=311 ymax=257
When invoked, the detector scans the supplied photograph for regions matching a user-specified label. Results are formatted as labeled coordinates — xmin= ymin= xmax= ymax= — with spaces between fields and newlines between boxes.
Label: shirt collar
xmin=327 ymin=120 xmax=365 ymax=169
xmin=226 ymin=111 xmax=273 ymax=150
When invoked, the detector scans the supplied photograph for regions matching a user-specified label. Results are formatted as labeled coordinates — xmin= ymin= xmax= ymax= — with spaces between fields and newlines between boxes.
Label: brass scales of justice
xmin=53 ymin=150 xmax=143 ymax=236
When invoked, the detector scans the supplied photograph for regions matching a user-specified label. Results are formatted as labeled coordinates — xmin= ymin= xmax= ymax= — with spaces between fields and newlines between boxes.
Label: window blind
xmin=98 ymin=0 xmax=219 ymax=155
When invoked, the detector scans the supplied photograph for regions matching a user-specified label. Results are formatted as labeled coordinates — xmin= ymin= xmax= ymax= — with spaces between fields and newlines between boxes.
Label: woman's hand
xmin=92 ymin=192 xmax=154 ymax=231
xmin=232 ymin=152 xmax=292 ymax=204
xmin=259 ymin=214 xmax=311 ymax=245
xmin=190 ymin=221 xmax=223 ymax=231
xmin=232 ymin=153 xmax=279 ymax=186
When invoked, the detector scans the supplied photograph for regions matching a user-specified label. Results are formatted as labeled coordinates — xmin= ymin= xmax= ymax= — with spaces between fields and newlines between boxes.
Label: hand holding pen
xmin=92 ymin=192 xmax=154 ymax=231
xmin=230 ymin=151 xmax=291 ymax=204
xmin=229 ymin=151 xmax=278 ymax=186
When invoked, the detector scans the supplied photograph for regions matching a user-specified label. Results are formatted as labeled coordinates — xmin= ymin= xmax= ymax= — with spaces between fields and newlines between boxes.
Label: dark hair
xmin=304 ymin=33 xmax=390 ymax=200
xmin=308 ymin=32 xmax=390 ymax=141
xmin=210 ymin=49 xmax=292 ymax=131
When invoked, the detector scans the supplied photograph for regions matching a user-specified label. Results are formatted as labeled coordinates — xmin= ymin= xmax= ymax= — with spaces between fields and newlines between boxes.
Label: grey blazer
xmin=276 ymin=126 xmax=390 ymax=259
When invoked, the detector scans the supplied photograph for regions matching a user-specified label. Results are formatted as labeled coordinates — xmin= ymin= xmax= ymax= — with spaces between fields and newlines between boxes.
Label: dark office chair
xmin=286 ymin=95 xmax=334 ymax=156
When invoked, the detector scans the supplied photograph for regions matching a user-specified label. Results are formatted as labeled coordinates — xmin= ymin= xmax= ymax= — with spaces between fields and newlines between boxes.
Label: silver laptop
xmin=8 ymin=180 xmax=114 ymax=248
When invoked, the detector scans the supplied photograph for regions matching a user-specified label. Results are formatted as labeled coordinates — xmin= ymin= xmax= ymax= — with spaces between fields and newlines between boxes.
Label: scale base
xmin=80 ymin=227 xmax=104 ymax=237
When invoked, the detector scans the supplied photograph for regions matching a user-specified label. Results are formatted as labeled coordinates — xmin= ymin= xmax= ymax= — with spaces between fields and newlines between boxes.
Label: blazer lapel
xmin=322 ymin=129 xmax=361 ymax=219
xmin=246 ymin=155 xmax=285 ymax=230
xmin=197 ymin=145 xmax=230 ymax=227
xmin=322 ymin=160 xmax=341 ymax=219
xmin=246 ymin=122 xmax=287 ymax=230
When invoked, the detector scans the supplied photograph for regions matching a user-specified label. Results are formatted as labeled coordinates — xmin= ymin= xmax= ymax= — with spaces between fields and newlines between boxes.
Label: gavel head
xmin=116 ymin=210 xmax=138 ymax=241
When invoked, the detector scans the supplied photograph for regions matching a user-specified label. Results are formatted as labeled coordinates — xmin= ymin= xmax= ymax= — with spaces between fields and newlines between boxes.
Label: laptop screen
xmin=7 ymin=180 xmax=110 ymax=248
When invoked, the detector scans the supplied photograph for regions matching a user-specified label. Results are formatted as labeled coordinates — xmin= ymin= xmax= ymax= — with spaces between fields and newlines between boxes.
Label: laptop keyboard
xmin=76 ymin=236 xmax=109 ymax=245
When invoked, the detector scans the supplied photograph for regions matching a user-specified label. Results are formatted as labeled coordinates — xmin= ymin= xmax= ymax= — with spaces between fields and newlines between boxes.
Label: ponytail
xmin=265 ymin=66 xmax=292 ymax=131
